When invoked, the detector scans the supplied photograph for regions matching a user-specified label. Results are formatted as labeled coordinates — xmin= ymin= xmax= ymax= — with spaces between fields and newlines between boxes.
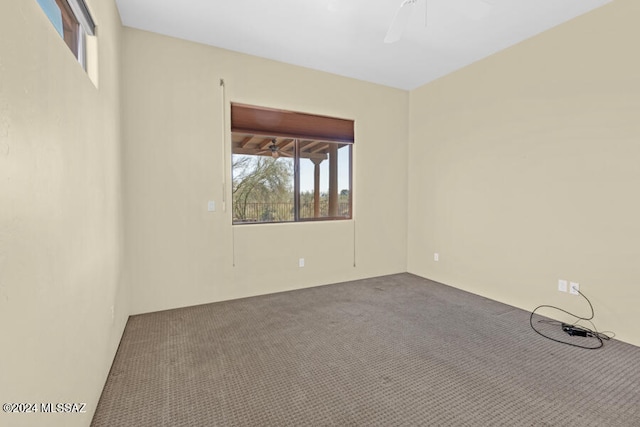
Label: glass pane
xmin=299 ymin=141 xmax=351 ymax=219
xmin=38 ymin=0 xmax=83 ymax=61
xmin=37 ymin=0 xmax=64 ymax=36
xmin=232 ymin=153 xmax=294 ymax=223
xmin=337 ymin=144 xmax=351 ymax=217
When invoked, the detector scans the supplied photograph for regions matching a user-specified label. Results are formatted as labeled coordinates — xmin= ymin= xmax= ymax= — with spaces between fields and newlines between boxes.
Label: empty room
xmin=1 ymin=0 xmax=639 ymax=426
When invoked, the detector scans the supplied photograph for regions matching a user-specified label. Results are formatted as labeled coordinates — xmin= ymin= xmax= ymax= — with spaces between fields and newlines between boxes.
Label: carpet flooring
xmin=92 ymin=273 xmax=640 ymax=426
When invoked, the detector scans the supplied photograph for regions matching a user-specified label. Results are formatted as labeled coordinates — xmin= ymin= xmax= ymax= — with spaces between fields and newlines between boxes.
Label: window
xmin=231 ymin=104 xmax=353 ymax=224
xmin=36 ymin=0 xmax=95 ymax=69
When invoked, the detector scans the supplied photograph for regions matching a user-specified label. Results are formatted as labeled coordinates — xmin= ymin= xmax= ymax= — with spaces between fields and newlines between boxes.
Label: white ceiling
xmin=115 ymin=0 xmax=612 ymax=90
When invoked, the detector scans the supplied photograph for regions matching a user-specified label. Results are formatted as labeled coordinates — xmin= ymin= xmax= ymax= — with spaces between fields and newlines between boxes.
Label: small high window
xmin=231 ymin=104 xmax=354 ymax=224
xmin=36 ymin=0 xmax=95 ymax=70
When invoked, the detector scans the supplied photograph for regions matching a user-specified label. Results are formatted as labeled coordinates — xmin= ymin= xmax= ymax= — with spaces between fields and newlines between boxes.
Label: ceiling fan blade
xmin=384 ymin=0 xmax=416 ymax=44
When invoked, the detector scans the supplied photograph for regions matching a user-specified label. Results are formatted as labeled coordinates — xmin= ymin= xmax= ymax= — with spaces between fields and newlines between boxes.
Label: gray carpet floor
xmin=92 ymin=273 xmax=640 ymax=426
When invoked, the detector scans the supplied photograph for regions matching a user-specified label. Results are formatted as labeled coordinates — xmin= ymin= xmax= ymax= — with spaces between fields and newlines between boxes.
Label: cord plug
xmin=562 ymin=323 xmax=589 ymax=337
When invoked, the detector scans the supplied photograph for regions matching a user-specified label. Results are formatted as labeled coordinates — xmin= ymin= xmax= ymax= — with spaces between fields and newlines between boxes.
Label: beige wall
xmin=3 ymin=2 xmax=638 ymax=424
xmin=122 ymin=28 xmax=409 ymax=314
xmin=408 ymin=0 xmax=640 ymax=346
xmin=0 ymin=1 xmax=127 ymax=426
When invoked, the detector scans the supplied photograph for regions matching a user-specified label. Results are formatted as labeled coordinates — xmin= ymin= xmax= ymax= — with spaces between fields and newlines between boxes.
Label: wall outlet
xmin=558 ymin=279 xmax=568 ymax=292
xmin=207 ymin=201 xmax=216 ymax=212
xmin=434 ymin=253 xmax=439 ymax=262
xmin=569 ymin=282 xmax=580 ymax=295
xmin=299 ymin=258 xmax=305 ymax=268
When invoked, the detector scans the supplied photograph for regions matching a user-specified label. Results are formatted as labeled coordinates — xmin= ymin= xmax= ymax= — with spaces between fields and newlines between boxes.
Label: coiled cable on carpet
xmin=530 ymin=288 xmax=612 ymax=350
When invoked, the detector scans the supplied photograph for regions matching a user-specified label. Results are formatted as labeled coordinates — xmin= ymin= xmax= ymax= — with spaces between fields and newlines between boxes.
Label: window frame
xmin=294 ymin=139 xmax=353 ymax=223
xmin=231 ymin=133 xmax=353 ymax=225
xmin=230 ymin=103 xmax=355 ymax=226
xmin=37 ymin=0 xmax=95 ymax=70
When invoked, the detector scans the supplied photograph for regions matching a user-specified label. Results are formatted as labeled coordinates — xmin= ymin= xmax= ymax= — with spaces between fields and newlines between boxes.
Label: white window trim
xmin=67 ymin=0 xmax=95 ymax=36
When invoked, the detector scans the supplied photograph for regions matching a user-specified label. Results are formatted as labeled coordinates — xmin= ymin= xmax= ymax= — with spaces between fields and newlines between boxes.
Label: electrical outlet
xmin=569 ymin=282 xmax=580 ymax=295
xmin=434 ymin=253 xmax=439 ymax=262
xmin=558 ymin=279 xmax=568 ymax=292
xmin=299 ymin=258 xmax=305 ymax=268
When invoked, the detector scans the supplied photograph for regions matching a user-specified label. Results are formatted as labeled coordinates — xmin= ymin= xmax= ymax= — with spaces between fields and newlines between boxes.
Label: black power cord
xmin=530 ymin=288 xmax=612 ymax=350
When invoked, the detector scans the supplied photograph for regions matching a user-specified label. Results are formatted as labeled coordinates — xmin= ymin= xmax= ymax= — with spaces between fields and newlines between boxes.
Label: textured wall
xmin=121 ymin=28 xmax=409 ymax=315
xmin=408 ymin=0 xmax=639 ymax=346
xmin=0 ymin=0 xmax=127 ymax=425
xmin=4 ymin=3 xmax=637 ymax=426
